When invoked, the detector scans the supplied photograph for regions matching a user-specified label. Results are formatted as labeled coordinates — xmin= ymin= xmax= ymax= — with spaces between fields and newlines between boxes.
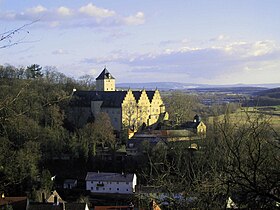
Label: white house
xmin=85 ymin=172 xmax=137 ymax=194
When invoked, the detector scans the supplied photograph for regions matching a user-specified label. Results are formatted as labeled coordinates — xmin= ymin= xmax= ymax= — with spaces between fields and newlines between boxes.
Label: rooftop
xmin=96 ymin=68 xmax=115 ymax=80
xmin=85 ymin=172 xmax=135 ymax=182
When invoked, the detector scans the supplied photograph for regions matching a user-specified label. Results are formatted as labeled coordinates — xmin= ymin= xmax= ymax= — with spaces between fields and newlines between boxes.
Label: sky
xmin=0 ymin=0 xmax=280 ymax=85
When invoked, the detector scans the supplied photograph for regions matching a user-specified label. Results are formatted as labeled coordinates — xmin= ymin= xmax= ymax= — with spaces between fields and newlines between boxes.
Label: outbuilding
xmin=85 ymin=172 xmax=137 ymax=194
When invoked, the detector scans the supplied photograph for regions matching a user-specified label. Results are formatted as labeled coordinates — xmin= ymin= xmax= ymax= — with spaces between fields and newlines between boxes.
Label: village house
xmin=126 ymin=135 xmax=167 ymax=156
xmin=152 ymin=114 xmax=207 ymax=141
xmin=68 ymin=68 xmax=168 ymax=134
xmin=184 ymin=114 xmax=207 ymax=134
xmin=63 ymin=179 xmax=78 ymax=190
xmin=46 ymin=190 xmax=65 ymax=204
xmin=85 ymin=172 xmax=137 ymax=194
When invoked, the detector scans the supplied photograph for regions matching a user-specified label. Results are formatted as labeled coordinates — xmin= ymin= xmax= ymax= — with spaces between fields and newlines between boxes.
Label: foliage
xmin=0 ymin=65 xmax=97 ymax=193
xmin=0 ymin=64 xmax=279 ymax=209
xmin=81 ymin=112 xmax=116 ymax=157
xmin=214 ymin=114 xmax=280 ymax=208
xmin=163 ymin=92 xmax=200 ymax=125
xmin=138 ymin=111 xmax=280 ymax=209
xmin=40 ymin=169 xmax=53 ymax=191
xmin=26 ymin=64 xmax=43 ymax=79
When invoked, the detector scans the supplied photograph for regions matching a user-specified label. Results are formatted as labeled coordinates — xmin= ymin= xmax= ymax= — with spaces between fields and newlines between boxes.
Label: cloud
xmin=79 ymin=3 xmax=115 ymax=18
xmin=123 ymin=12 xmax=145 ymax=25
xmin=82 ymin=39 xmax=280 ymax=83
xmin=57 ymin=6 xmax=72 ymax=16
xmin=52 ymin=49 xmax=68 ymax=55
xmin=0 ymin=3 xmax=145 ymax=28
xmin=209 ymin=34 xmax=230 ymax=42
xmin=26 ymin=5 xmax=47 ymax=14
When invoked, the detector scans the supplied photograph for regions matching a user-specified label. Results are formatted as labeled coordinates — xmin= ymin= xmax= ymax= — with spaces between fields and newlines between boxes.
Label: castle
xmin=69 ymin=68 xmax=168 ymax=133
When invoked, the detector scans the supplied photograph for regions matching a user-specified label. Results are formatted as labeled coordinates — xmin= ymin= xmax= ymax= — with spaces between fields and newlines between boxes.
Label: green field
xmin=208 ymin=106 xmax=280 ymax=130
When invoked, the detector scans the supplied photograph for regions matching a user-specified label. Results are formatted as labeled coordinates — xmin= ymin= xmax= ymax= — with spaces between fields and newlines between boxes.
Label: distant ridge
xmin=117 ymin=82 xmax=280 ymax=90
xmin=254 ymin=87 xmax=280 ymax=99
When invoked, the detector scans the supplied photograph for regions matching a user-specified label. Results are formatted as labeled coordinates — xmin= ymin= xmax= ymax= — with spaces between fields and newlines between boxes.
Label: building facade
xmin=69 ymin=68 xmax=168 ymax=132
xmin=85 ymin=172 xmax=137 ymax=194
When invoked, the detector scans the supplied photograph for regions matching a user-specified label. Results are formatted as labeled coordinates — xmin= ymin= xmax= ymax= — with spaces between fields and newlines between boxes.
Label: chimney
xmin=54 ymin=195 xmax=59 ymax=206
xmin=42 ymin=192 xmax=45 ymax=203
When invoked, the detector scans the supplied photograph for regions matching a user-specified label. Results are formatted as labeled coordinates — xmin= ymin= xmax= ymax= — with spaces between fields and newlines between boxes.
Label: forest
xmin=0 ymin=64 xmax=279 ymax=209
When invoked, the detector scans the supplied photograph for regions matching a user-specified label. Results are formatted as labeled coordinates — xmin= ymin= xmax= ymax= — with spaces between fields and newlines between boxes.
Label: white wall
xmin=86 ymin=180 xmax=134 ymax=194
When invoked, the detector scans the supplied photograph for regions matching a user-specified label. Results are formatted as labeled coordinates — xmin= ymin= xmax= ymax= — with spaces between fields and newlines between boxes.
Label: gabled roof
xmin=0 ymin=197 xmax=27 ymax=206
xmin=28 ymin=204 xmax=62 ymax=210
xmin=71 ymin=91 xmax=127 ymax=108
xmin=145 ymin=91 xmax=155 ymax=103
xmin=96 ymin=68 xmax=115 ymax=80
xmin=64 ymin=179 xmax=77 ymax=184
xmin=28 ymin=203 xmax=88 ymax=210
xmin=99 ymin=91 xmax=128 ymax=108
xmin=65 ymin=203 xmax=88 ymax=210
xmin=85 ymin=172 xmax=135 ymax=182
xmin=132 ymin=91 xmax=142 ymax=102
xmin=0 ymin=197 xmax=28 ymax=210
xmin=127 ymin=136 xmax=166 ymax=148
xmin=71 ymin=90 xmax=157 ymax=108
xmin=47 ymin=190 xmax=64 ymax=203
xmin=94 ymin=206 xmax=133 ymax=210
xmin=184 ymin=121 xmax=200 ymax=129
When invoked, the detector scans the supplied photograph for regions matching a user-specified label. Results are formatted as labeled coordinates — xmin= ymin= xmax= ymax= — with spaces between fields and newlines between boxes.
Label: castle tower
xmin=96 ymin=68 xmax=115 ymax=91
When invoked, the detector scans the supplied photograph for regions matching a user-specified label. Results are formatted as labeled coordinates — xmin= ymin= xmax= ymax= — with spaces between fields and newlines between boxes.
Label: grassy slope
xmin=208 ymin=106 xmax=280 ymax=130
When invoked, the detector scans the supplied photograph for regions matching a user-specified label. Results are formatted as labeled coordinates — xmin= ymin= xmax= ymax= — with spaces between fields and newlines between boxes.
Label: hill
xmin=117 ymin=82 xmax=280 ymax=91
xmin=243 ymin=87 xmax=280 ymax=107
xmin=254 ymin=87 xmax=280 ymax=99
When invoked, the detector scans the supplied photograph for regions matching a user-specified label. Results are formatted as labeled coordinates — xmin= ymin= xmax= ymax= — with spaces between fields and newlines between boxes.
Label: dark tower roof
xmin=96 ymin=68 xmax=115 ymax=80
xmin=194 ymin=114 xmax=201 ymax=123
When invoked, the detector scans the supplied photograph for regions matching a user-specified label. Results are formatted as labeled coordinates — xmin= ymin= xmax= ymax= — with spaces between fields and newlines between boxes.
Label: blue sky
xmin=1 ymin=0 xmax=280 ymax=84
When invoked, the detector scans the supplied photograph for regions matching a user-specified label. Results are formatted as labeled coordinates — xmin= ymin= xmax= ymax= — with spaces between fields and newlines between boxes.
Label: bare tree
xmin=216 ymin=113 xmax=280 ymax=208
xmin=0 ymin=20 xmax=39 ymax=49
xmin=163 ymin=92 xmax=199 ymax=125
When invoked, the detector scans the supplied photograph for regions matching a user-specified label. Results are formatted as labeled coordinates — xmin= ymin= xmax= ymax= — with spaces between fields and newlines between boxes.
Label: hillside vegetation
xmin=255 ymin=87 xmax=280 ymax=98
xmin=1 ymin=65 xmax=279 ymax=208
xmin=244 ymin=87 xmax=280 ymax=106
